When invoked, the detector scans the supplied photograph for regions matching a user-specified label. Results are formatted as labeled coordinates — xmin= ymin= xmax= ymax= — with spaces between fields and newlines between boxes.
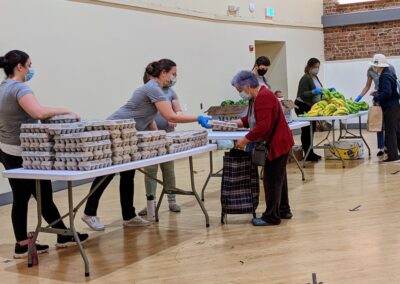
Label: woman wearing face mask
xmin=0 ymin=50 xmax=88 ymax=258
xmin=355 ymin=54 xmax=398 ymax=157
xmin=138 ymin=62 xmax=182 ymax=217
xmin=252 ymin=56 xmax=271 ymax=89
xmin=370 ymin=55 xmax=400 ymax=162
xmin=232 ymin=71 xmax=294 ymax=226
xmin=294 ymin=58 xmax=324 ymax=162
xmin=81 ymin=59 xmax=211 ymax=231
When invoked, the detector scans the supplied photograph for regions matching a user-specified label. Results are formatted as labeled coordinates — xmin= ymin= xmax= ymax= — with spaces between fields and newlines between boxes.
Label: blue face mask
xmin=239 ymin=91 xmax=252 ymax=100
xmin=25 ymin=68 xmax=35 ymax=82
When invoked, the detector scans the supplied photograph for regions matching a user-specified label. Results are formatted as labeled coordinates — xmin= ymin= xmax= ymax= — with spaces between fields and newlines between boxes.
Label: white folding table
xmin=294 ymin=111 xmax=370 ymax=168
xmin=2 ymin=144 xmax=217 ymax=277
xmin=201 ymin=121 xmax=310 ymax=201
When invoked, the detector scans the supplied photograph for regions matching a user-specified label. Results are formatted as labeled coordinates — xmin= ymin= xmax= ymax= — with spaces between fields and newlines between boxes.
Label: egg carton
xmin=20 ymin=124 xmax=49 ymax=133
xmin=120 ymin=119 xmax=136 ymax=130
xmin=38 ymin=161 xmax=54 ymax=170
xmin=112 ymin=146 xmax=124 ymax=157
xmin=140 ymin=150 xmax=151 ymax=160
xmin=92 ymin=150 xmax=103 ymax=160
xmin=78 ymin=158 xmax=113 ymax=171
xmin=71 ymin=140 xmax=111 ymax=152
xmin=121 ymin=139 xmax=130 ymax=147
xmin=131 ymin=151 xmax=142 ymax=161
xmin=209 ymin=120 xmax=238 ymax=131
xmin=42 ymin=114 xmax=79 ymax=124
xmin=24 ymin=160 xmax=41 ymax=170
xmin=166 ymin=133 xmax=191 ymax=143
xmin=55 ymin=152 xmax=94 ymax=162
xmin=122 ymin=154 xmax=131 ymax=164
xmin=102 ymin=148 xmax=112 ymax=159
xmin=121 ymin=128 xmax=136 ymax=139
xmin=136 ymin=132 xmax=153 ymax=142
xmin=54 ymin=131 xmax=110 ymax=143
xmin=130 ymin=145 xmax=139 ymax=154
xmin=46 ymin=123 xmax=85 ymax=135
xmin=112 ymin=156 xmax=123 ymax=165
xmin=65 ymin=161 xmax=79 ymax=171
xmin=129 ymin=136 xmax=138 ymax=146
xmin=53 ymin=161 xmax=66 ymax=171
xmin=54 ymin=142 xmax=66 ymax=152
xmin=20 ymin=133 xmax=52 ymax=143
xmin=22 ymin=151 xmax=55 ymax=161
xmin=149 ymin=150 xmax=158 ymax=158
xmin=165 ymin=137 xmax=173 ymax=147
xmin=22 ymin=160 xmax=33 ymax=169
xmin=109 ymin=129 xmax=121 ymax=139
xmin=22 ymin=142 xmax=54 ymax=152
xmin=111 ymin=137 xmax=123 ymax=148
xmin=158 ymin=148 xmax=167 ymax=156
xmin=137 ymin=142 xmax=153 ymax=152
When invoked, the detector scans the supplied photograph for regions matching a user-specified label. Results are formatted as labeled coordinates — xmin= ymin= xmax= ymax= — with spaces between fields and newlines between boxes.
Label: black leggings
xmin=295 ymin=100 xmax=316 ymax=156
xmin=0 ymin=150 xmax=67 ymax=242
xmin=84 ymin=170 xmax=136 ymax=221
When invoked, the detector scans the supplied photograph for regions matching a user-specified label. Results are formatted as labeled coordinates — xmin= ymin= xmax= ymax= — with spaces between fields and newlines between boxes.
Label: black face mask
xmin=257 ymin=69 xmax=267 ymax=76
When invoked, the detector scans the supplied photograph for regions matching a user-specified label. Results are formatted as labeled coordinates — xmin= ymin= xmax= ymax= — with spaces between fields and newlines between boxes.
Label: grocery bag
xmin=367 ymin=106 xmax=383 ymax=132
xmin=220 ymin=149 xmax=259 ymax=223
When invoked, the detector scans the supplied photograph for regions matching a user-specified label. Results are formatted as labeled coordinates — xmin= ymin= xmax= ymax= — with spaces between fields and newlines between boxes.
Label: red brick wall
xmin=323 ymin=0 xmax=400 ymax=61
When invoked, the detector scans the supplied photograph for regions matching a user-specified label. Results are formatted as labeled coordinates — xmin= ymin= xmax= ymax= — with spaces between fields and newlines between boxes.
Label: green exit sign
xmin=265 ymin=7 xmax=275 ymax=17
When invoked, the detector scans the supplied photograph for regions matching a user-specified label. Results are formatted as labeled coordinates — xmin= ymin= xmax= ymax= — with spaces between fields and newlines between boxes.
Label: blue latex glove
xmin=354 ymin=95 xmax=362 ymax=102
xmin=312 ymin=87 xmax=323 ymax=95
xmin=328 ymin=87 xmax=336 ymax=92
xmin=198 ymin=115 xmax=212 ymax=129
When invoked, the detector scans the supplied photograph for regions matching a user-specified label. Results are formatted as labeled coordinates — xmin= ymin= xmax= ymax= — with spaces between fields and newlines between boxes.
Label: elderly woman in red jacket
xmin=231 ymin=70 xmax=294 ymax=226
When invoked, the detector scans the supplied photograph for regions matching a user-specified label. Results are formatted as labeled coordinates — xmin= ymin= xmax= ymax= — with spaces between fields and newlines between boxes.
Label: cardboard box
xmin=324 ymin=139 xmax=364 ymax=160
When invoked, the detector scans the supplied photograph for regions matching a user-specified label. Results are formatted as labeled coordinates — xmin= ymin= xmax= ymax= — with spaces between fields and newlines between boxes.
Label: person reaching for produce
xmin=0 ymin=50 xmax=88 ymax=258
xmin=82 ymin=59 xmax=212 ymax=231
xmin=355 ymin=54 xmax=398 ymax=156
xmin=369 ymin=55 xmax=400 ymax=163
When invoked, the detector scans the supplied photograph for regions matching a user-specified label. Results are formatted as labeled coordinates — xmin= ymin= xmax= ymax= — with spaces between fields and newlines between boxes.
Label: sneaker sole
xmin=81 ymin=218 xmax=105 ymax=231
xmin=55 ymin=238 xmax=88 ymax=249
xmin=123 ymin=222 xmax=151 ymax=227
xmin=13 ymin=248 xmax=49 ymax=259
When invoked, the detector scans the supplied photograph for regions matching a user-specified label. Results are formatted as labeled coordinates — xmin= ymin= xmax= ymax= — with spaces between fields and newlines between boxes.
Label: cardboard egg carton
xmin=22 ymin=160 xmax=54 ymax=170
xmin=53 ymin=161 xmax=66 ymax=171
xmin=54 ymin=131 xmax=110 ymax=143
xmin=130 ymin=145 xmax=138 ymax=153
xmin=78 ymin=158 xmax=113 ymax=171
xmin=136 ymin=130 xmax=166 ymax=142
xmin=109 ymin=129 xmax=121 ymax=139
xmin=131 ymin=151 xmax=142 ymax=161
xmin=149 ymin=150 xmax=158 ymax=158
xmin=166 ymin=133 xmax=191 ymax=143
xmin=140 ymin=150 xmax=151 ymax=160
xmin=209 ymin=120 xmax=238 ymax=131
xmin=20 ymin=124 xmax=49 ymax=133
xmin=42 ymin=114 xmax=79 ymax=124
xmin=46 ymin=123 xmax=85 ymax=135
xmin=121 ymin=139 xmax=130 ymax=147
xmin=123 ymin=145 xmax=132 ymax=155
xmin=121 ymin=128 xmax=136 ymax=139
xmin=21 ymin=151 xmax=55 ymax=162
xmin=21 ymin=142 xmax=54 ymax=152
xmin=103 ymin=148 xmax=112 ymax=159
xmin=129 ymin=136 xmax=138 ymax=146
xmin=55 ymin=152 xmax=94 ymax=162
xmin=112 ymin=156 xmax=123 ymax=165
xmin=111 ymin=137 xmax=123 ymax=148
xmin=122 ymin=154 xmax=131 ymax=163
xmin=20 ymin=133 xmax=52 ymax=143
xmin=158 ymin=147 xmax=167 ymax=156
xmin=74 ymin=140 xmax=112 ymax=152
xmin=112 ymin=146 xmax=124 ymax=157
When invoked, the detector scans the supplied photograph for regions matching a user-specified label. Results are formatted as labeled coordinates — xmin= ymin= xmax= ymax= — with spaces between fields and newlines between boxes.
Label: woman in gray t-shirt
xmin=0 ymin=50 xmax=87 ymax=258
xmin=82 ymin=59 xmax=210 ymax=230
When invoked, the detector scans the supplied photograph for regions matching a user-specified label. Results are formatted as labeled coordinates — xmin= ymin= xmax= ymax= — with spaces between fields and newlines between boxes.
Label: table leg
xmin=359 ymin=116 xmax=371 ymax=157
xmin=201 ymin=151 xmax=213 ymax=202
xmin=28 ymin=180 xmax=42 ymax=268
xmin=290 ymin=150 xmax=305 ymax=181
xmin=67 ymin=181 xmax=90 ymax=277
xmin=331 ymin=120 xmax=345 ymax=168
xmin=155 ymin=186 xmax=165 ymax=223
xmin=302 ymin=124 xmax=314 ymax=168
xmin=189 ymin=156 xmax=210 ymax=228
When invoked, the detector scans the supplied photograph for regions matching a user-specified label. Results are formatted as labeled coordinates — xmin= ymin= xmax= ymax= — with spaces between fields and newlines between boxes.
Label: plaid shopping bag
xmin=221 ymin=149 xmax=259 ymax=222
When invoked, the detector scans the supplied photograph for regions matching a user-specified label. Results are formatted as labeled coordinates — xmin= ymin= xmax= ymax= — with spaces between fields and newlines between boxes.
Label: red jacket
xmin=241 ymin=86 xmax=294 ymax=161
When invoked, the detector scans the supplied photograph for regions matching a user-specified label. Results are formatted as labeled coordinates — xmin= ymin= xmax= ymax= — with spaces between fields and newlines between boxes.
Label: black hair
xmin=0 ymin=50 xmax=30 ymax=77
xmin=145 ymin=59 xmax=176 ymax=78
xmin=304 ymin=57 xmax=320 ymax=73
xmin=253 ymin=56 xmax=271 ymax=69
xmin=143 ymin=61 xmax=158 ymax=84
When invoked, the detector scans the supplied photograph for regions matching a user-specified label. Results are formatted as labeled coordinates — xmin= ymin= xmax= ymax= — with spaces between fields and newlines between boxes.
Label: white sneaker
xmin=81 ymin=214 xmax=105 ymax=231
xmin=123 ymin=216 xmax=151 ymax=227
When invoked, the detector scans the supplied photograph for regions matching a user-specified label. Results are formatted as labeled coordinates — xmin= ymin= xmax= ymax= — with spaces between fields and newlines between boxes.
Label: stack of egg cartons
xmin=50 ymin=122 xmax=112 ymax=171
xmin=166 ymin=130 xmax=208 ymax=154
xmin=20 ymin=124 xmax=55 ymax=170
xmin=208 ymin=120 xmax=238 ymax=131
xmin=86 ymin=119 xmax=136 ymax=166
xmin=136 ymin=130 xmax=168 ymax=159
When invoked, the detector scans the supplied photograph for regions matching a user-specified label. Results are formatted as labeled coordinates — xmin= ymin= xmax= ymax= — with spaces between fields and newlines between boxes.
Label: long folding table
xmin=201 ymin=121 xmax=310 ymax=201
xmin=294 ymin=111 xmax=370 ymax=168
xmin=2 ymin=144 xmax=217 ymax=277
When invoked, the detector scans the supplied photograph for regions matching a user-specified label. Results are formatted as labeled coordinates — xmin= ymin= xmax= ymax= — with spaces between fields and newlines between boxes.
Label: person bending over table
xmin=0 ymin=50 xmax=88 ymax=259
xmin=294 ymin=58 xmax=335 ymax=162
xmin=231 ymin=70 xmax=294 ymax=226
xmin=81 ymin=59 xmax=211 ymax=231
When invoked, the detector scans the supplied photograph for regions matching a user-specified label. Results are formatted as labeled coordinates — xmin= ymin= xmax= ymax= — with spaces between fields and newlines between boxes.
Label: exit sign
xmin=265 ymin=7 xmax=275 ymax=18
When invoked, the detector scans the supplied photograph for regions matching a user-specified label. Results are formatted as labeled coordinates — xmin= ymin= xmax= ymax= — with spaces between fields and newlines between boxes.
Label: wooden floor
xmin=1 ymin=132 xmax=400 ymax=283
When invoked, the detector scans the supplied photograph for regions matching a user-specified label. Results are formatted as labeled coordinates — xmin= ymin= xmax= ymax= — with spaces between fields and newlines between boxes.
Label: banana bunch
xmin=329 ymin=98 xmax=345 ymax=108
xmin=345 ymin=99 xmax=369 ymax=114
xmin=307 ymin=103 xmax=325 ymax=116
xmin=332 ymin=107 xmax=349 ymax=116
xmin=322 ymin=104 xmax=337 ymax=116
xmin=322 ymin=88 xmax=346 ymax=101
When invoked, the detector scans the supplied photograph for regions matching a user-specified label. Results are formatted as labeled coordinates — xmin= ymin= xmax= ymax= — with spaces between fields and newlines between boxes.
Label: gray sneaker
xmin=169 ymin=203 xmax=181 ymax=212
xmin=123 ymin=216 xmax=151 ymax=227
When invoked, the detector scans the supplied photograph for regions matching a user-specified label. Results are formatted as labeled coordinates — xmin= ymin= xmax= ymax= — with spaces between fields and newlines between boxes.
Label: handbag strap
xmin=266 ymin=100 xmax=281 ymax=144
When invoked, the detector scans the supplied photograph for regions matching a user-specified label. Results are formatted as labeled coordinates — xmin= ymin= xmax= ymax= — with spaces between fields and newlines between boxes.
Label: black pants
xmin=295 ymin=100 xmax=316 ymax=156
xmin=84 ymin=170 xmax=136 ymax=221
xmin=383 ymin=104 xmax=400 ymax=160
xmin=0 ymin=150 xmax=67 ymax=242
xmin=262 ymin=153 xmax=291 ymax=225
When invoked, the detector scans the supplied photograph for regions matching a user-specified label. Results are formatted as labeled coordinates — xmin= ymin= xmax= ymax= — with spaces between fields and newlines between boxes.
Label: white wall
xmin=324 ymin=56 xmax=400 ymax=123
xmin=0 ymin=0 xmax=324 ymax=195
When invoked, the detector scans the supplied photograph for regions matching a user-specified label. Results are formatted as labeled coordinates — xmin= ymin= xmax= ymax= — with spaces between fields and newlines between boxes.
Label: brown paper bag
xmin=367 ymin=106 xmax=383 ymax=132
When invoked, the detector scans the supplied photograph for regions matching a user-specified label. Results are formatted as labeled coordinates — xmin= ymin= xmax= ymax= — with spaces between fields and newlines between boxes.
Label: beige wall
xmin=0 ymin=0 xmax=324 ymax=195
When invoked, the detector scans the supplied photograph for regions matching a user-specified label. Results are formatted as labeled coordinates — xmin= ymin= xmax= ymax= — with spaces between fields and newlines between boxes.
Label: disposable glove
xmin=312 ymin=87 xmax=323 ymax=95
xmin=354 ymin=95 xmax=362 ymax=102
xmin=197 ymin=116 xmax=212 ymax=129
